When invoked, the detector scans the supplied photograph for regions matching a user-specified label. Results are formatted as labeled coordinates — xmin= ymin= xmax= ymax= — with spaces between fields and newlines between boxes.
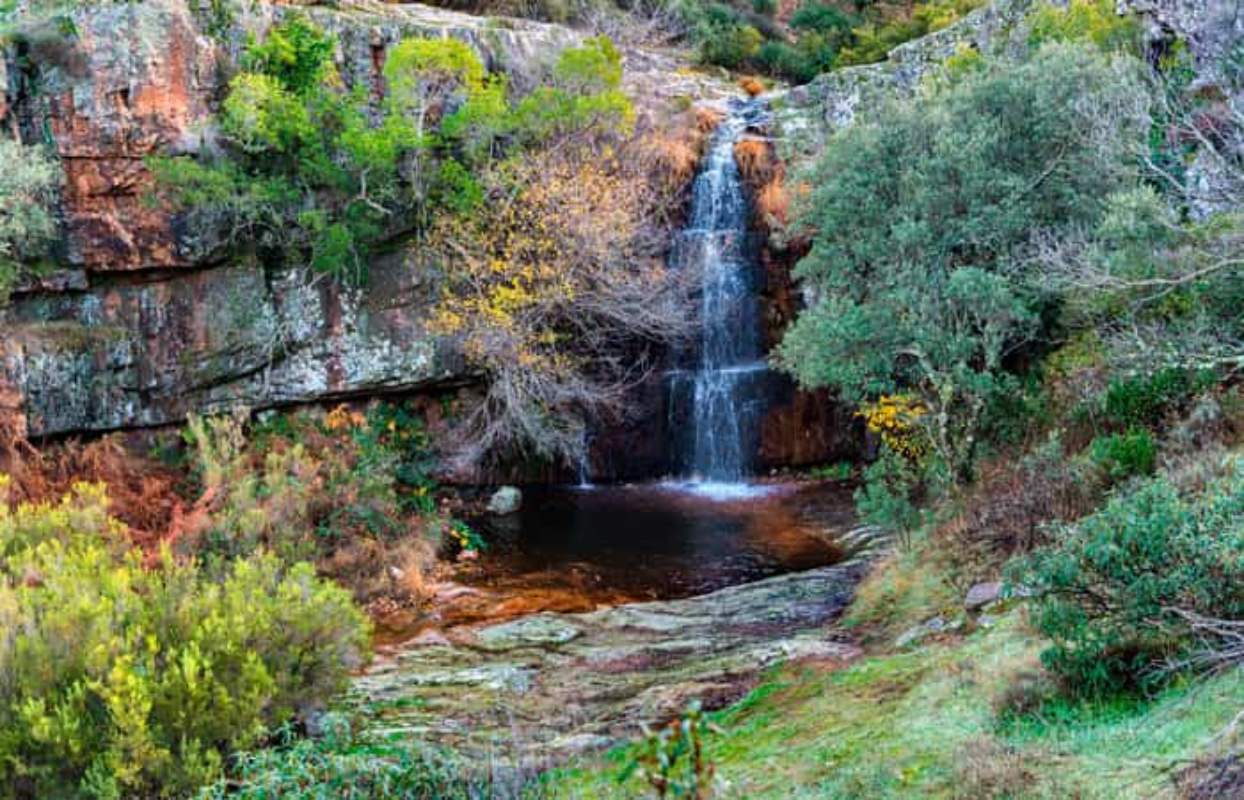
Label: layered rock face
xmin=0 ymin=0 xmax=576 ymax=438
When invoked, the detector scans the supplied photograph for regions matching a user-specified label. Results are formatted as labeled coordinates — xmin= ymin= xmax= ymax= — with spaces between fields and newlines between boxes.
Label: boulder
xmin=895 ymin=615 xmax=964 ymax=648
xmin=965 ymin=581 xmax=1004 ymax=611
xmin=487 ymin=486 xmax=522 ymax=515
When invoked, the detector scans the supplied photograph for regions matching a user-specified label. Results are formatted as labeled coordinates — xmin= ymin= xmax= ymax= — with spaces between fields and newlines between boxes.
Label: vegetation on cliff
xmin=0 ymin=139 xmax=58 ymax=302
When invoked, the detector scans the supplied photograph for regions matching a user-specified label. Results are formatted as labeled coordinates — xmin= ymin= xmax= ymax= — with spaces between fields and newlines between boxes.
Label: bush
xmin=154 ymin=20 xmax=631 ymax=284
xmin=778 ymin=43 xmax=1147 ymax=485
xmin=937 ymin=435 xmax=1099 ymax=587
xmin=0 ymin=478 xmax=370 ymax=798
xmin=1089 ymin=428 xmax=1157 ymax=481
xmin=0 ymin=137 xmax=59 ymax=302
xmin=1027 ymin=0 xmax=1141 ymax=54
xmin=1102 ymin=368 xmax=1205 ymax=428
xmin=180 ymin=404 xmax=451 ymax=607
xmin=1015 ymin=460 xmax=1244 ymax=694
xmin=836 ymin=0 xmax=982 ymax=67
xmin=198 ymin=713 xmax=474 ymax=799
xmin=855 ymin=451 xmax=927 ymax=548
xmin=425 ymin=139 xmax=691 ymax=468
xmin=700 ymin=19 xmax=763 ymax=69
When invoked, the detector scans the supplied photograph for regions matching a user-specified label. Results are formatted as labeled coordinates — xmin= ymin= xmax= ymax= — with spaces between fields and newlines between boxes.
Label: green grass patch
xmin=539 ymin=613 xmax=1244 ymax=799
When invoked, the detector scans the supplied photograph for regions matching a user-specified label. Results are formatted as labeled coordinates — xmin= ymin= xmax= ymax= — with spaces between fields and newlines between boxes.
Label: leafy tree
xmin=778 ymin=44 xmax=1148 ymax=484
xmin=1033 ymin=186 xmax=1244 ymax=378
xmin=154 ymin=21 xmax=631 ymax=286
xmin=426 ymin=144 xmax=691 ymax=467
xmin=512 ymin=35 xmax=633 ymax=144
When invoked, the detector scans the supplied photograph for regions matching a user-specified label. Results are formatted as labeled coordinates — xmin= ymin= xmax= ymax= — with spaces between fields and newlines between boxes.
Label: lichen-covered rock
xmin=1120 ymin=0 xmax=1244 ymax=219
xmin=486 ymin=486 xmax=523 ymax=516
xmin=3 ymin=250 xmax=457 ymax=435
xmin=775 ymin=0 xmax=1036 ymax=163
xmin=1121 ymin=0 xmax=1244 ymax=83
xmin=353 ymin=562 xmax=866 ymax=760
xmin=12 ymin=0 xmax=223 ymax=270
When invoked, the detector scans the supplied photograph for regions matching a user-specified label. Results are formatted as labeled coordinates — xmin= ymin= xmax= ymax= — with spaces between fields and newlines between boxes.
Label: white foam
xmin=656 ymin=480 xmax=776 ymax=502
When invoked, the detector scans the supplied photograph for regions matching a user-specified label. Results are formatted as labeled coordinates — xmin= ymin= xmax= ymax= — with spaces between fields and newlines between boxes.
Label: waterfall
xmin=667 ymin=98 xmax=771 ymax=490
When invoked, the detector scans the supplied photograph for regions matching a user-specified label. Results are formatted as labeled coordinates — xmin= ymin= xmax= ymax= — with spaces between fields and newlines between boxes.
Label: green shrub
xmin=153 ymin=20 xmax=631 ymax=284
xmin=1027 ymin=0 xmax=1141 ymax=54
xmin=0 ymin=479 xmax=370 ymax=798
xmin=198 ymin=714 xmax=473 ymax=799
xmin=836 ymin=0 xmax=982 ymax=67
xmin=778 ymin=44 xmax=1146 ymax=485
xmin=1015 ymin=460 xmax=1244 ymax=695
xmin=790 ymin=2 xmax=855 ymax=36
xmin=621 ymin=701 xmax=721 ymax=797
xmin=756 ymin=33 xmax=840 ymax=82
xmin=0 ymin=137 xmax=59 ymax=302
xmin=1089 ymin=428 xmax=1157 ymax=481
xmin=511 ymin=35 xmax=633 ymax=143
xmin=1102 ymin=368 xmax=1204 ymax=428
xmin=701 ymin=22 xmax=763 ymax=69
xmin=855 ymin=451 xmax=927 ymax=548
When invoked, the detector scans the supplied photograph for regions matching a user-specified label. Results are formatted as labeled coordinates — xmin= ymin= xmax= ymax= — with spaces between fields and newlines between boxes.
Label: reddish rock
xmin=34 ymin=0 xmax=222 ymax=269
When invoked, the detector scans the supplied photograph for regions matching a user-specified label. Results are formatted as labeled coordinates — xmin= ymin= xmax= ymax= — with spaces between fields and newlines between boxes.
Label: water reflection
xmin=465 ymin=481 xmax=852 ymax=602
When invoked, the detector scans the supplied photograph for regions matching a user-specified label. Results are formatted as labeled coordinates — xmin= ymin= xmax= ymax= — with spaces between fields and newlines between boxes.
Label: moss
xmin=542 ymin=611 xmax=1244 ymax=799
xmin=839 ymin=542 xmax=958 ymax=645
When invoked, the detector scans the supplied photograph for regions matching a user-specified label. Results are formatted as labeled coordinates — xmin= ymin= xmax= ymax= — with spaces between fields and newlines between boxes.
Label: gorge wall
xmin=0 ymin=0 xmax=575 ymax=441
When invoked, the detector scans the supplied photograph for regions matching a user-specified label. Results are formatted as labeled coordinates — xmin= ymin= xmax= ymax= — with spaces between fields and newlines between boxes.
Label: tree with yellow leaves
xmin=426 ymin=143 xmax=694 ymax=467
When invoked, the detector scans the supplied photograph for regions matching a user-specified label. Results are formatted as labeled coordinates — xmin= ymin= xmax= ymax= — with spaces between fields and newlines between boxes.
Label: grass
xmin=538 ymin=611 xmax=1244 ymax=798
xmin=838 ymin=536 xmax=960 ymax=645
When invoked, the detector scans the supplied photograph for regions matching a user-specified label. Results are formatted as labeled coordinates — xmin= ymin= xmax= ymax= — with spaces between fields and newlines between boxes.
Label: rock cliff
xmin=0 ymin=0 xmax=577 ymax=439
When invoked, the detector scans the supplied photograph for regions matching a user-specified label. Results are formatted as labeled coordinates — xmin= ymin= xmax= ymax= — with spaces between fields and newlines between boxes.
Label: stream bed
xmin=352 ymin=481 xmax=885 ymax=771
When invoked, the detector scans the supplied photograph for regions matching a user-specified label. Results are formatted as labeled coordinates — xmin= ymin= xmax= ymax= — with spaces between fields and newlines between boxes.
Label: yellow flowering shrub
xmin=857 ymin=394 xmax=930 ymax=461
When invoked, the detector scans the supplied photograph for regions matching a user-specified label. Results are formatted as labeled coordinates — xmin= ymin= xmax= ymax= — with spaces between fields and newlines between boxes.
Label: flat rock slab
xmin=351 ymin=563 xmax=866 ymax=762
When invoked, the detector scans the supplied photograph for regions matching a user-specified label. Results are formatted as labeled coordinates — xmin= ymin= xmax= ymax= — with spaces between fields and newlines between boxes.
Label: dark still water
xmin=462 ymin=482 xmax=854 ymax=604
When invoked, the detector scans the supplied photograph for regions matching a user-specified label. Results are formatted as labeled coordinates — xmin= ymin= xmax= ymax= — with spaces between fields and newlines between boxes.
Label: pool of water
xmin=461 ymin=481 xmax=854 ymax=603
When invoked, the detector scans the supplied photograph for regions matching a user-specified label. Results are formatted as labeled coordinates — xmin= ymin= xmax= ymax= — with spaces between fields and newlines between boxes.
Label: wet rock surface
xmin=353 ymin=559 xmax=870 ymax=761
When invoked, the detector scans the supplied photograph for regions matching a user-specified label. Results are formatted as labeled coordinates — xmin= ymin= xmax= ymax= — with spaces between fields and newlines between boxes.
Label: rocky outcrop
xmin=1122 ymin=0 xmax=1244 ymax=218
xmin=3 ymin=252 xmax=462 ymax=435
xmin=0 ymin=0 xmax=578 ymax=437
xmin=775 ymin=0 xmax=1036 ymax=161
xmin=1122 ymin=0 xmax=1244 ymax=82
xmin=3 ymin=0 xmax=579 ymax=272
xmin=23 ymin=0 xmax=222 ymax=270
xmin=354 ymin=559 xmax=871 ymax=760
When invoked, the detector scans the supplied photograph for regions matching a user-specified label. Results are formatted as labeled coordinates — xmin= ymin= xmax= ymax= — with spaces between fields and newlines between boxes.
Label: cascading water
xmin=666 ymin=98 xmax=772 ymax=493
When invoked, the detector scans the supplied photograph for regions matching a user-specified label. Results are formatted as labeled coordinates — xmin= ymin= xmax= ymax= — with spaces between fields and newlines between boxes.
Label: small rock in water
xmin=487 ymin=486 xmax=522 ymax=515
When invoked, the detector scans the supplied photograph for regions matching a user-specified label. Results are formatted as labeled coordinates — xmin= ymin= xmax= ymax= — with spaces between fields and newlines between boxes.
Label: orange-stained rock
xmin=32 ymin=0 xmax=221 ymax=269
